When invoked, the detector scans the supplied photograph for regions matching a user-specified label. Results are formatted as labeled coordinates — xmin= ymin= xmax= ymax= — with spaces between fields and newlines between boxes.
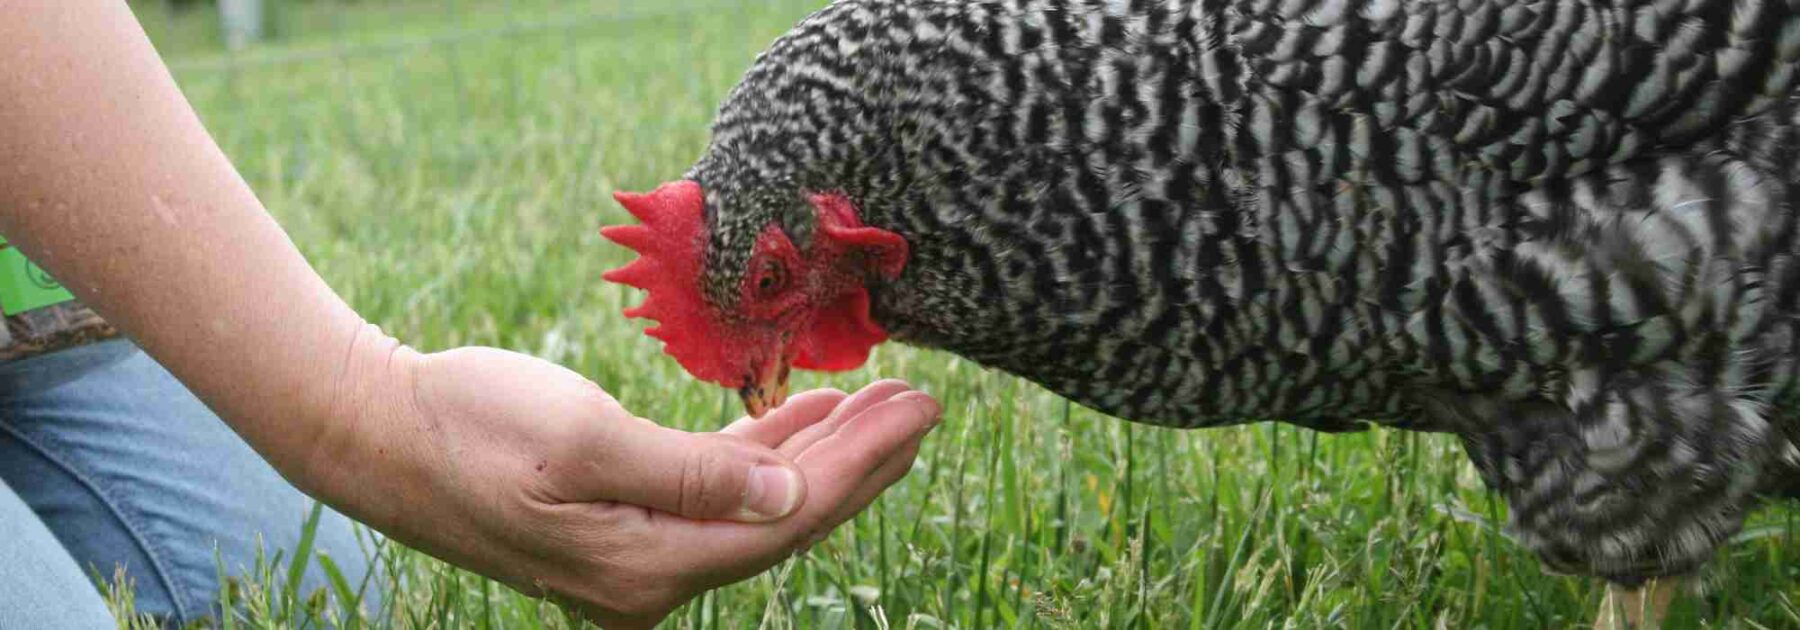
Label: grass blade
xmin=286 ymin=501 xmax=327 ymax=606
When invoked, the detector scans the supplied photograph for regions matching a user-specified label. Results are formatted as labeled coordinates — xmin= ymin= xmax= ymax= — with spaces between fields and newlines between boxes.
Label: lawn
xmin=124 ymin=0 xmax=1800 ymax=627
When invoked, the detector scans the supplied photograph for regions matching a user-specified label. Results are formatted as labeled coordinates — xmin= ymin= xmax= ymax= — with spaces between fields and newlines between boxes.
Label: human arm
xmin=0 ymin=2 xmax=941 ymax=626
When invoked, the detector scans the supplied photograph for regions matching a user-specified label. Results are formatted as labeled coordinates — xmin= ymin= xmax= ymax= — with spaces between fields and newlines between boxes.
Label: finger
xmin=565 ymin=423 xmax=807 ymax=523
xmin=665 ymin=393 xmax=942 ymax=567
xmin=804 ymin=396 xmax=940 ymax=539
xmin=785 ymin=392 xmax=940 ymax=521
xmin=721 ymin=388 xmax=846 ymax=448
xmin=802 ymin=431 xmax=927 ymax=552
xmin=776 ymin=379 xmax=914 ymax=459
xmin=793 ymin=390 xmax=941 ymax=462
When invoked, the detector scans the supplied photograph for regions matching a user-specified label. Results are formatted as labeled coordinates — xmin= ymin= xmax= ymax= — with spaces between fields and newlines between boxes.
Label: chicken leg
xmin=1593 ymin=578 xmax=1680 ymax=630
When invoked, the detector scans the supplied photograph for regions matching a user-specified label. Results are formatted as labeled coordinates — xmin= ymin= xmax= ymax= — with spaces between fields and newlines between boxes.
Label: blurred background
xmin=120 ymin=1 xmax=1800 ymax=627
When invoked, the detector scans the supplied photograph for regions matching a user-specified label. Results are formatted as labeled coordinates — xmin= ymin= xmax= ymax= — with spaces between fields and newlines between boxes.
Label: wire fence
xmin=148 ymin=0 xmax=768 ymax=72
xmin=132 ymin=0 xmax=797 ymax=199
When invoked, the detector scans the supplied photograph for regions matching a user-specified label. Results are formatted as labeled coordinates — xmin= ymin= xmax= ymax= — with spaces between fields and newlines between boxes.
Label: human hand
xmin=310 ymin=345 xmax=939 ymax=629
xmin=0 ymin=5 xmax=936 ymax=625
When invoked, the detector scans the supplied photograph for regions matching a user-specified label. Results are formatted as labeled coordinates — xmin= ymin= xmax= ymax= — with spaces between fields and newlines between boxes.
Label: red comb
xmin=600 ymin=180 xmax=730 ymax=382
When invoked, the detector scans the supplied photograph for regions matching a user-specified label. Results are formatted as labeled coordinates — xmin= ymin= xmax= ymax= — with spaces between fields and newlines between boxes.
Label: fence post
xmin=219 ymin=0 xmax=264 ymax=50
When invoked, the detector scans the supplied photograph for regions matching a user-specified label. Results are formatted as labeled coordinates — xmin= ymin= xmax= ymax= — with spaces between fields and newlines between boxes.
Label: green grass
xmin=122 ymin=1 xmax=1800 ymax=627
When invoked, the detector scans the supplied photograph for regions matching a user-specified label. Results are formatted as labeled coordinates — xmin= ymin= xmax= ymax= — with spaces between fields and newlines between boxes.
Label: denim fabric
xmin=0 ymin=339 xmax=380 ymax=626
xmin=0 ymin=476 xmax=115 ymax=629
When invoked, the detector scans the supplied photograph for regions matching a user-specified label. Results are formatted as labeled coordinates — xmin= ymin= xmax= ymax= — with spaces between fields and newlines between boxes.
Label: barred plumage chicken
xmin=601 ymin=0 xmax=1800 ymax=618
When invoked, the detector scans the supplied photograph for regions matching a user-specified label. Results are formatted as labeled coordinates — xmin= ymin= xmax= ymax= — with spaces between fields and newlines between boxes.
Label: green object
xmin=0 ymin=235 xmax=74 ymax=315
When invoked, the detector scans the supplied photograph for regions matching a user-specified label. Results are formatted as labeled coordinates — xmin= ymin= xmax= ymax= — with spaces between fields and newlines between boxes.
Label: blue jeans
xmin=0 ymin=339 xmax=379 ymax=627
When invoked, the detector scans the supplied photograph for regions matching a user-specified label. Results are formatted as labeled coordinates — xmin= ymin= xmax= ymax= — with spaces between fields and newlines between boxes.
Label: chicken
xmin=600 ymin=0 xmax=1800 ymax=622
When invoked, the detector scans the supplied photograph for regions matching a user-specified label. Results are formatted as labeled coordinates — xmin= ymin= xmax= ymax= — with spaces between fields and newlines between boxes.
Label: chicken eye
xmin=753 ymin=260 xmax=788 ymax=297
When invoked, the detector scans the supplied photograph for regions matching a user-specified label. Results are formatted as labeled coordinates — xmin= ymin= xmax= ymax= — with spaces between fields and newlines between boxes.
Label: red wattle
xmin=792 ymin=288 xmax=888 ymax=371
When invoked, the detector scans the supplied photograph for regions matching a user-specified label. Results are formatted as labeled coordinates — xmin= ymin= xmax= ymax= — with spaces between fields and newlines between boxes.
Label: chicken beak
xmin=739 ymin=359 xmax=791 ymax=418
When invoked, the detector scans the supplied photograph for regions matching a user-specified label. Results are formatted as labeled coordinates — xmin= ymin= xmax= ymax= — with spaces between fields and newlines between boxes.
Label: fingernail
xmin=741 ymin=465 xmax=803 ymax=520
xmin=902 ymin=394 xmax=943 ymax=424
xmin=922 ymin=399 xmax=943 ymax=420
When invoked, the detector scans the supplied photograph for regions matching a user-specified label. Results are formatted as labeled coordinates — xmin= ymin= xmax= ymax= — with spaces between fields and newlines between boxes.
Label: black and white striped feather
xmin=682 ymin=0 xmax=1800 ymax=583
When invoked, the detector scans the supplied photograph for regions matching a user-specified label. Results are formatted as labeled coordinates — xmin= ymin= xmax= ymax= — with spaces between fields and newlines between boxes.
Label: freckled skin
xmin=631 ymin=0 xmax=1800 ymax=587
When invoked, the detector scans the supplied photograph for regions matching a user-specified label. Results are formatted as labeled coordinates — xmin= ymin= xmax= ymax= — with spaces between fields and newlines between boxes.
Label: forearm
xmin=0 ymin=2 xmax=395 ymax=490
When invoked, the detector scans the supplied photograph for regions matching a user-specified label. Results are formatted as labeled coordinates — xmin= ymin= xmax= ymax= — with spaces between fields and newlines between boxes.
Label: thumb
xmin=594 ymin=423 xmax=808 ymax=523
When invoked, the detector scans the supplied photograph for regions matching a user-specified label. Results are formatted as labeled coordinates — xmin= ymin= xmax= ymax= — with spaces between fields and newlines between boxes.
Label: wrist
xmin=290 ymin=322 xmax=429 ymax=529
